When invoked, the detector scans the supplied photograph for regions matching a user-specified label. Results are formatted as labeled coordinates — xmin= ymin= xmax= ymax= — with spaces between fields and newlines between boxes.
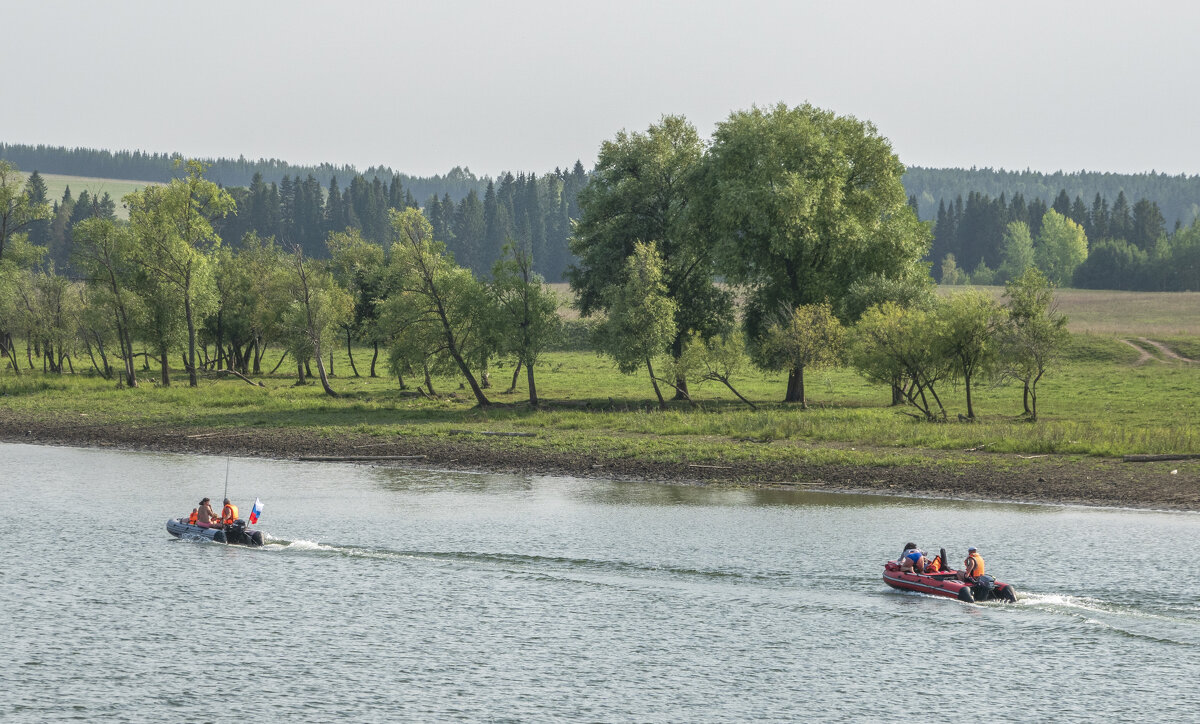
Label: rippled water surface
xmin=3 ymin=443 xmax=1200 ymax=722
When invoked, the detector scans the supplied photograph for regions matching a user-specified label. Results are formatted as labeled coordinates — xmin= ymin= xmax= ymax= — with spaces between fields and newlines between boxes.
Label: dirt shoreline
xmin=3 ymin=420 xmax=1199 ymax=511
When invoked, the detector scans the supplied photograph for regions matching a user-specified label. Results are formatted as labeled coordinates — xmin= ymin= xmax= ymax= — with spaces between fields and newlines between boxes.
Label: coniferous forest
xmin=3 ymin=141 xmax=1200 ymax=291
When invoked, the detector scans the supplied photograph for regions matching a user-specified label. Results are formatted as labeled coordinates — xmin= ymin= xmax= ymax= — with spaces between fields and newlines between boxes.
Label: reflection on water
xmin=3 ymin=442 xmax=1199 ymax=722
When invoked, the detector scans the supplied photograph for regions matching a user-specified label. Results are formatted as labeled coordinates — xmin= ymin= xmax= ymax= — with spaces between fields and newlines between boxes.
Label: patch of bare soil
xmin=1139 ymin=338 xmax=1197 ymax=364
xmin=1120 ymin=338 xmax=1156 ymax=365
xmin=2 ymin=418 xmax=1199 ymax=511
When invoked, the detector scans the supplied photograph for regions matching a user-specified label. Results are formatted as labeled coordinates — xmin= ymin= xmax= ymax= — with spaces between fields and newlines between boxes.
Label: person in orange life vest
xmin=188 ymin=508 xmax=199 ymax=525
xmin=956 ymin=547 xmax=985 ymax=581
xmin=221 ymin=498 xmax=240 ymax=526
xmin=924 ymin=552 xmax=943 ymax=573
xmin=196 ymin=497 xmax=221 ymax=528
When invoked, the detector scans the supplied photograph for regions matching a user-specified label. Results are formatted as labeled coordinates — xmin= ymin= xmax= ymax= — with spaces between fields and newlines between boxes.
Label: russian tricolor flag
xmin=249 ymin=497 xmax=263 ymax=524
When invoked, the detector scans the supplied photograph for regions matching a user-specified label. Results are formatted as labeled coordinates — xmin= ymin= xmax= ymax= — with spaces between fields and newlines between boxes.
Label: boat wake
xmin=1018 ymin=592 xmax=1200 ymax=646
xmin=259 ymin=534 xmax=775 ymax=585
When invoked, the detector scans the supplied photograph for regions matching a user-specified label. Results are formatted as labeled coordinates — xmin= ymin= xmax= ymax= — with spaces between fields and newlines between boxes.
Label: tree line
xmin=905 ymin=166 xmax=1200 ymax=230
xmin=1 ymin=106 xmax=1072 ymax=425
xmin=929 ymin=188 xmax=1200 ymax=292
xmin=0 ymin=142 xmax=487 ymax=200
xmin=26 ymin=162 xmax=589 ymax=285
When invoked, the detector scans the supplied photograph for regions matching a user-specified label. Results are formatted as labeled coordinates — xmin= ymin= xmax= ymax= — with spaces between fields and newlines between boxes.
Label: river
xmin=2 ymin=442 xmax=1198 ymax=722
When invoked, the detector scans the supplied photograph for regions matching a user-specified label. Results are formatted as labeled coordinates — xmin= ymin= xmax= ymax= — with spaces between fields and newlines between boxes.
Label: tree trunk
xmin=647 ymin=357 xmax=667 ymax=411
xmin=328 ymin=350 xmax=335 ymax=377
xmin=964 ymin=370 xmax=975 ymax=420
xmin=508 ymin=360 xmax=523 ymax=393
xmin=369 ymin=341 xmax=379 ymax=377
xmin=423 ymin=360 xmax=435 ymax=396
xmin=346 ymin=329 xmax=360 ymax=377
xmin=270 ymin=350 xmax=288 ymax=375
xmin=305 ymin=359 xmax=312 ymax=378
xmin=2 ymin=332 xmax=20 ymax=375
xmin=184 ymin=289 xmax=198 ymax=387
xmin=784 ymin=366 xmax=804 ymax=403
xmin=160 ymin=350 xmax=170 ymax=386
xmin=253 ymin=338 xmax=263 ymax=375
xmin=891 ymin=378 xmax=904 ymax=406
xmin=1022 ymin=381 xmax=1031 ymax=416
xmin=671 ymin=335 xmax=689 ymax=400
xmin=1029 ymin=370 xmax=1043 ymax=422
xmin=296 ymin=360 xmax=307 ymax=385
xmin=527 ymin=362 xmax=538 ymax=408
xmin=315 ymin=348 xmax=337 ymax=397
xmin=718 ymin=376 xmax=757 ymax=410
xmin=215 ymin=312 xmax=224 ymax=371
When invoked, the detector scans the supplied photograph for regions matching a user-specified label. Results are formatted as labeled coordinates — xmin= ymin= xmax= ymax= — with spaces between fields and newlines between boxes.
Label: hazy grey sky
xmin=5 ymin=1 xmax=1198 ymax=177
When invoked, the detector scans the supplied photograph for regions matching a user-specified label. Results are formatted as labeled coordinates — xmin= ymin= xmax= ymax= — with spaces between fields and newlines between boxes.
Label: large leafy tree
xmin=327 ymin=228 xmax=387 ymax=377
xmin=850 ymin=302 xmax=952 ymax=421
xmin=759 ymin=303 xmax=845 ymax=410
xmin=999 ymin=268 xmax=1069 ymax=421
xmin=997 ymin=221 xmax=1035 ymax=285
xmin=490 ymin=241 xmax=561 ymax=408
xmin=938 ymin=290 xmax=1005 ymax=420
xmin=0 ymin=162 xmax=53 ymax=371
xmin=71 ymin=218 xmax=143 ymax=386
xmin=569 ymin=115 xmax=732 ymax=399
xmin=1035 ymin=209 xmax=1087 ymax=286
xmin=701 ymin=103 xmax=930 ymax=401
xmin=595 ymin=241 xmax=678 ymax=410
xmin=125 ymin=161 xmax=235 ymax=386
xmin=383 ymin=208 xmax=492 ymax=406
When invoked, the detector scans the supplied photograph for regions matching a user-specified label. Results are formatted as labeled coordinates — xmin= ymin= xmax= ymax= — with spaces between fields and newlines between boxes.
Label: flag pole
xmin=222 ymin=458 xmax=230 ymax=507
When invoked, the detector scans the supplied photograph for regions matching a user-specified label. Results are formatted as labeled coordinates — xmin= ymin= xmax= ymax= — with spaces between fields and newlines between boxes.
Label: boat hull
xmin=167 ymin=518 xmax=264 ymax=547
xmin=883 ymin=561 xmax=1016 ymax=603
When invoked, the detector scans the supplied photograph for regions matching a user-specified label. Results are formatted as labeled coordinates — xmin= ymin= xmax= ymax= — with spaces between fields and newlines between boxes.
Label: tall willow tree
xmin=125 ymin=161 xmax=235 ymax=386
xmin=569 ymin=115 xmax=732 ymax=399
xmin=700 ymin=103 xmax=930 ymax=402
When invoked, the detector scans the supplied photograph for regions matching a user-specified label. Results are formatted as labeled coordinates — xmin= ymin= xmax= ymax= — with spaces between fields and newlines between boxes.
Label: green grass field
xmin=16 ymin=172 xmax=160 ymax=220
xmin=2 ymin=332 xmax=1197 ymax=468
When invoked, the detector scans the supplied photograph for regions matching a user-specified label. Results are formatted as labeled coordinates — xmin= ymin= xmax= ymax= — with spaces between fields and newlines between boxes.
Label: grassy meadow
xmin=1 ymin=329 xmax=1197 ymax=471
xmin=17 ymin=172 xmax=160 ymax=220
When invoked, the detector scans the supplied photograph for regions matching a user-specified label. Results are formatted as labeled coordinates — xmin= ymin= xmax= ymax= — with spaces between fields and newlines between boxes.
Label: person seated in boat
xmin=188 ymin=508 xmax=199 ymax=525
xmin=195 ymin=497 xmax=222 ymax=528
xmin=923 ymin=552 xmax=943 ymax=573
xmin=221 ymin=498 xmax=240 ymax=526
xmin=956 ymin=547 xmax=985 ymax=581
xmin=897 ymin=543 xmax=926 ymax=574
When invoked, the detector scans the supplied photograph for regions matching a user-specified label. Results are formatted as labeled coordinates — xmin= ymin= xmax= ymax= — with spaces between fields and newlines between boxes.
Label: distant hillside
xmin=0 ymin=142 xmax=489 ymax=203
xmin=903 ymin=166 xmax=1200 ymax=228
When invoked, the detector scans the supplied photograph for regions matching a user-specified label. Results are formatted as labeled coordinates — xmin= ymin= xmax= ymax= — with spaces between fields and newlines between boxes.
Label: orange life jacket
xmin=222 ymin=503 xmax=239 ymax=525
xmin=964 ymin=552 xmax=985 ymax=577
xmin=188 ymin=509 xmax=198 ymax=525
xmin=925 ymin=555 xmax=942 ymax=573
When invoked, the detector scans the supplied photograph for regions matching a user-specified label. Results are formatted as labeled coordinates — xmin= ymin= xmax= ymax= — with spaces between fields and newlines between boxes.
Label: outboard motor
xmin=972 ymin=575 xmax=997 ymax=602
xmin=229 ymin=519 xmax=250 ymax=545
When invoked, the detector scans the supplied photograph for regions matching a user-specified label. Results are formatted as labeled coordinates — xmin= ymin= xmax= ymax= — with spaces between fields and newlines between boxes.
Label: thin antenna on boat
xmin=223 ymin=458 xmax=230 ymax=503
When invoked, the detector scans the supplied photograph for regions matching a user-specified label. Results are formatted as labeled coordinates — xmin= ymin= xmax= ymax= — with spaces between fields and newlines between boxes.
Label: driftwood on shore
xmin=297 ymin=454 xmax=428 ymax=462
xmin=446 ymin=430 xmax=537 ymax=438
xmin=1122 ymin=453 xmax=1200 ymax=462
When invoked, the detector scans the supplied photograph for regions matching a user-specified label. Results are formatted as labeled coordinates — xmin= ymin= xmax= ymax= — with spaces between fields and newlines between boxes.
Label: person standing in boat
xmin=897 ymin=543 xmax=926 ymax=573
xmin=956 ymin=547 xmax=985 ymax=581
xmin=196 ymin=497 xmax=222 ymax=528
xmin=221 ymin=498 xmax=240 ymax=526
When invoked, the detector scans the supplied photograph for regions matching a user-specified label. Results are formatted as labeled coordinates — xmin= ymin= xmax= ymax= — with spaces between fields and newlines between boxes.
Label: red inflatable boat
xmin=883 ymin=560 xmax=1017 ymax=603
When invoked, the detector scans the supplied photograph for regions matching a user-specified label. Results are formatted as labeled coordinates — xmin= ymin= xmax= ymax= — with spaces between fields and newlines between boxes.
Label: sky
xmin=4 ymin=0 xmax=1199 ymax=178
